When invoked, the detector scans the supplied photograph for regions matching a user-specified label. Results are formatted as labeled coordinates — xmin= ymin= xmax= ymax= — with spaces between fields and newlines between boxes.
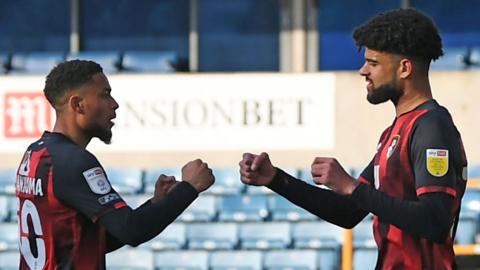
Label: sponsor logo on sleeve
xmin=82 ymin=167 xmax=111 ymax=194
xmin=426 ymin=149 xmax=449 ymax=177
xmin=98 ymin=193 xmax=121 ymax=205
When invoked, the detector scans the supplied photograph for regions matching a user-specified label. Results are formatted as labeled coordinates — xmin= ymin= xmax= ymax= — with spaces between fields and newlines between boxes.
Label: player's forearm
xmin=100 ymin=181 xmax=198 ymax=246
xmin=351 ymin=183 xmax=453 ymax=243
xmin=268 ymin=169 xmax=367 ymax=228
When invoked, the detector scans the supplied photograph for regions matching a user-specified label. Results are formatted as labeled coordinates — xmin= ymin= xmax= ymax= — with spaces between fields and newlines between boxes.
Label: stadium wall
xmin=0 ymin=71 xmax=478 ymax=172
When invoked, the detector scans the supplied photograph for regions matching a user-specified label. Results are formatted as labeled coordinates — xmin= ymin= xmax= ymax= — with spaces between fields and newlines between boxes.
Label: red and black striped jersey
xmin=16 ymin=131 xmax=127 ymax=270
xmin=359 ymin=99 xmax=467 ymax=269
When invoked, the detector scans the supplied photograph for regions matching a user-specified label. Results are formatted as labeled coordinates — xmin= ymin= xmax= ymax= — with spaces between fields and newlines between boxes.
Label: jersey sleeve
xmin=359 ymin=158 xmax=374 ymax=186
xmin=410 ymin=111 xmax=460 ymax=198
xmin=52 ymin=150 xmax=127 ymax=222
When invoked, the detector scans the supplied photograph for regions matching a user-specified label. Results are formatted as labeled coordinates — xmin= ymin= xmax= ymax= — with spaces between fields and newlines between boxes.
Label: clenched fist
xmin=151 ymin=174 xmax=178 ymax=203
xmin=181 ymin=159 xmax=215 ymax=193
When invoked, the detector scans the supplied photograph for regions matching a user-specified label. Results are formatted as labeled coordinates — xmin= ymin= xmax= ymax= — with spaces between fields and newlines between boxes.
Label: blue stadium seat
xmin=430 ymin=46 xmax=469 ymax=70
xmin=0 ymin=53 xmax=10 ymax=74
xmin=456 ymin=189 xmax=480 ymax=244
xmin=468 ymin=164 xmax=480 ymax=179
xmin=218 ymin=194 xmax=268 ymax=222
xmin=106 ymin=247 xmax=154 ymax=270
xmin=268 ymin=195 xmax=317 ymax=222
xmin=105 ymin=167 xmax=143 ymax=194
xmin=353 ymin=217 xmax=377 ymax=270
xmin=0 ymin=223 xmax=18 ymax=251
xmin=264 ymin=250 xmax=318 ymax=270
xmin=210 ymin=250 xmax=263 ymax=270
xmin=145 ymin=222 xmax=186 ymax=250
xmin=205 ymin=167 xmax=245 ymax=195
xmin=144 ymin=167 xmax=182 ymax=194
xmin=0 ymin=251 xmax=20 ymax=270
xmin=178 ymin=195 xmax=217 ymax=222
xmin=292 ymin=221 xmax=343 ymax=249
xmin=122 ymin=51 xmax=177 ymax=73
xmin=0 ymin=196 xmax=8 ymax=222
xmin=292 ymin=221 xmax=343 ymax=270
xmin=10 ymin=52 xmax=65 ymax=74
xmin=154 ymin=250 xmax=209 ymax=270
xmin=0 ymin=168 xmax=16 ymax=195
xmin=66 ymin=51 xmax=121 ymax=74
xmin=187 ymin=223 xmax=238 ymax=250
xmin=239 ymin=222 xmax=291 ymax=250
xmin=6 ymin=196 xmax=17 ymax=222
xmin=469 ymin=46 xmax=480 ymax=68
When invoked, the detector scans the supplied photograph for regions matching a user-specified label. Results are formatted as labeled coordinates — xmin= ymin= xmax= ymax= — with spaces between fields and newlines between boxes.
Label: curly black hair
xmin=44 ymin=59 xmax=103 ymax=108
xmin=352 ymin=8 xmax=443 ymax=61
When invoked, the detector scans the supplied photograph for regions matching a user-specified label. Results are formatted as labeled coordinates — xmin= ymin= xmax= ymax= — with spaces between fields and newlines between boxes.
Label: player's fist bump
xmin=182 ymin=159 xmax=215 ymax=193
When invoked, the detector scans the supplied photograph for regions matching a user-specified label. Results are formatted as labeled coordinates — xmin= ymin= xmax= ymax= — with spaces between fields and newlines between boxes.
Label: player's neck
xmin=52 ymin=119 xmax=91 ymax=148
xmin=394 ymin=78 xmax=432 ymax=116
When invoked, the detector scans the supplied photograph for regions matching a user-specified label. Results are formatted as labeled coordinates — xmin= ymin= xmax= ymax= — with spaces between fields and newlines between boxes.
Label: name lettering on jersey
xmin=16 ymin=175 xmax=44 ymax=196
xmin=98 ymin=193 xmax=121 ymax=205
xmin=82 ymin=167 xmax=111 ymax=194
xmin=426 ymin=149 xmax=449 ymax=177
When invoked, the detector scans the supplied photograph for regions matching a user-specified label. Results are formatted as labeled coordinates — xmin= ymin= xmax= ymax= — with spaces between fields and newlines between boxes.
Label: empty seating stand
xmin=430 ymin=46 xmax=469 ymax=70
xmin=9 ymin=52 xmax=65 ymax=74
xmin=104 ymin=167 xmax=143 ymax=194
xmin=122 ymin=51 xmax=177 ymax=73
xmin=0 ymin=53 xmax=10 ymax=74
xmin=66 ymin=51 xmax=121 ymax=74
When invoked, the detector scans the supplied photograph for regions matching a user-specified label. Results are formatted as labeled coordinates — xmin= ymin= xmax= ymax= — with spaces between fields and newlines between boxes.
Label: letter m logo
xmin=4 ymin=92 xmax=52 ymax=138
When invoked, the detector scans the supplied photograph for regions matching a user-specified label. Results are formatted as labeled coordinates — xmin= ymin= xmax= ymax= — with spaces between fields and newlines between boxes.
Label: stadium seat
xmin=143 ymin=167 xmax=182 ymax=194
xmin=456 ymin=212 xmax=477 ymax=245
xmin=187 ymin=222 xmax=238 ymax=250
xmin=204 ymin=167 xmax=245 ymax=195
xmin=6 ymin=196 xmax=17 ymax=222
xmin=239 ymin=222 xmax=291 ymax=250
xmin=292 ymin=221 xmax=343 ymax=249
xmin=218 ymin=194 xmax=268 ymax=222
xmin=0 ymin=53 xmax=11 ymax=74
xmin=469 ymin=46 xmax=480 ymax=68
xmin=66 ymin=51 xmax=121 ymax=73
xmin=210 ymin=250 xmax=262 ymax=270
xmin=292 ymin=221 xmax=343 ymax=270
xmin=106 ymin=247 xmax=154 ymax=270
xmin=0 ymin=223 xmax=18 ymax=251
xmin=0 ymin=168 xmax=16 ymax=195
xmin=10 ymin=52 xmax=65 ymax=74
xmin=430 ymin=46 xmax=469 ymax=70
xmin=122 ymin=51 xmax=177 ymax=73
xmin=145 ymin=222 xmax=186 ymax=250
xmin=268 ymin=195 xmax=317 ymax=222
xmin=0 ymin=196 xmax=9 ymax=222
xmin=0 ymin=251 xmax=20 ymax=270
xmin=353 ymin=217 xmax=378 ymax=270
xmin=264 ymin=249 xmax=318 ymax=270
xmin=468 ymin=164 xmax=480 ymax=179
xmin=178 ymin=195 xmax=217 ymax=222
xmin=154 ymin=250 xmax=209 ymax=270
xmin=105 ymin=167 xmax=143 ymax=194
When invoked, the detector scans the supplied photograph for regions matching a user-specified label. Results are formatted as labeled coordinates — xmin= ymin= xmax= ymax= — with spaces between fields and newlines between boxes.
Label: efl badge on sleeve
xmin=83 ymin=167 xmax=111 ymax=194
xmin=426 ymin=149 xmax=449 ymax=177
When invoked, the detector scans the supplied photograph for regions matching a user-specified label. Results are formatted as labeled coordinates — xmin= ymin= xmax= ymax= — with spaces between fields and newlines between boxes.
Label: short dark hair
xmin=352 ymin=8 xmax=443 ymax=61
xmin=44 ymin=59 xmax=103 ymax=108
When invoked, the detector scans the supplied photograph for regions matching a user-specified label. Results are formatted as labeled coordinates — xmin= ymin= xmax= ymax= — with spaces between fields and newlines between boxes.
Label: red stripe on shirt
xmin=416 ymin=186 xmax=456 ymax=197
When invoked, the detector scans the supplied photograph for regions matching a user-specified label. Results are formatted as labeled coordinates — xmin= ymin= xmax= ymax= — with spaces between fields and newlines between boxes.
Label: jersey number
xmin=18 ymin=199 xmax=46 ymax=270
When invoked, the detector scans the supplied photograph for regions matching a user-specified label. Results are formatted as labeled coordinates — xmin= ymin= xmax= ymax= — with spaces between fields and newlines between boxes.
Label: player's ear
xmin=69 ymin=95 xmax=85 ymax=114
xmin=398 ymin=58 xmax=413 ymax=79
